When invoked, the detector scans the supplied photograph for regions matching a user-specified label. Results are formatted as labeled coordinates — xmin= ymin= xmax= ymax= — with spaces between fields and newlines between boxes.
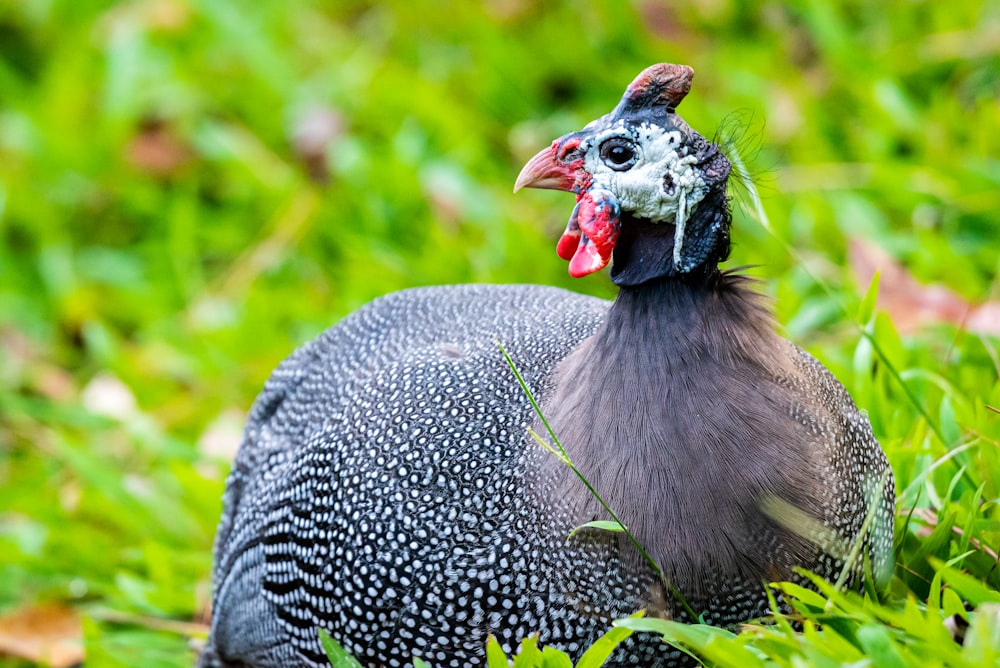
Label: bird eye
xmin=599 ymin=139 xmax=637 ymax=171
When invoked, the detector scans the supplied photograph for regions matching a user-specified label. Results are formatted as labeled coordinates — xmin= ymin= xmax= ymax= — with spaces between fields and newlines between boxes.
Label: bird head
xmin=515 ymin=63 xmax=732 ymax=286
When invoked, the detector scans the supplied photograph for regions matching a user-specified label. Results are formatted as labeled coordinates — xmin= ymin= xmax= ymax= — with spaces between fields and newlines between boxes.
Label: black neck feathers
xmin=536 ymin=272 xmax=822 ymax=605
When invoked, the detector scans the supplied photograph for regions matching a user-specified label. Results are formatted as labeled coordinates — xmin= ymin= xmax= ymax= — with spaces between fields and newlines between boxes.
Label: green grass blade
xmin=568 ymin=520 xmax=626 ymax=539
xmin=318 ymin=628 xmax=363 ymax=668
xmin=486 ymin=634 xmax=511 ymax=667
xmin=574 ymin=614 xmax=639 ymax=668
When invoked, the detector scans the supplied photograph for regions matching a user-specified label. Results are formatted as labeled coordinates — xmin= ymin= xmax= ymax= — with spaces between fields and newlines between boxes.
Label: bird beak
xmin=514 ymin=142 xmax=578 ymax=193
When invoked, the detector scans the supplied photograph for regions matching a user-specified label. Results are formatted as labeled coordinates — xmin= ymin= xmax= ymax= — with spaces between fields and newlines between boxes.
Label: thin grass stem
xmin=497 ymin=339 xmax=699 ymax=622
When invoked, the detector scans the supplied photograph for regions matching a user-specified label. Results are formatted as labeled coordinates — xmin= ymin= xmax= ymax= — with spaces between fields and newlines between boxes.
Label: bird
xmin=200 ymin=63 xmax=895 ymax=668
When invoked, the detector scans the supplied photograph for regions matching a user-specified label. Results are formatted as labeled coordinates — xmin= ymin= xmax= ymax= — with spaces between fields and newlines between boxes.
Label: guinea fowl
xmin=201 ymin=64 xmax=895 ymax=668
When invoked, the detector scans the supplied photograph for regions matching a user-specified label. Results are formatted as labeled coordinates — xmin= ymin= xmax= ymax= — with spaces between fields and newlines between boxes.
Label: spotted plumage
xmin=202 ymin=64 xmax=895 ymax=668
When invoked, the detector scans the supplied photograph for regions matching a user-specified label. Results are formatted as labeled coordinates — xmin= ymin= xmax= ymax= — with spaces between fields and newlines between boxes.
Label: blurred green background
xmin=1 ymin=1 xmax=998 ymax=666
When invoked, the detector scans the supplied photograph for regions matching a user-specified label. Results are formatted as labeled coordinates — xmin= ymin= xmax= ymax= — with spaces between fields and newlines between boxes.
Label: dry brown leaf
xmin=0 ymin=604 xmax=83 ymax=668
xmin=849 ymin=239 xmax=1000 ymax=336
xmin=125 ymin=118 xmax=193 ymax=177
xmin=912 ymin=507 xmax=999 ymax=561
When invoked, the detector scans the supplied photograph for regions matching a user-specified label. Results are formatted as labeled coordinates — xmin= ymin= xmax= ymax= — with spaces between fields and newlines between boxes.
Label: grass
xmin=1 ymin=1 xmax=999 ymax=666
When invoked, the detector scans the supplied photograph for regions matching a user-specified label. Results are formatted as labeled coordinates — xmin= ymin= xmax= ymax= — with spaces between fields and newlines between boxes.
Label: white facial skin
xmin=582 ymin=121 xmax=709 ymax=222
xmin=581 ymin=120 xmax=711 ymax=268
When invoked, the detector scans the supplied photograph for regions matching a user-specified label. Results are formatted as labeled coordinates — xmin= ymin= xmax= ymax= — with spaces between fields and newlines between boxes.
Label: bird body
xmin=203 ymin=64 xmax=894 ymax=668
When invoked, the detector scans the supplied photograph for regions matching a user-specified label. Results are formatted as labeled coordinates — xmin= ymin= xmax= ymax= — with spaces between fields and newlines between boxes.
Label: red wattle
xmin=576 ymin=193 xmax=620 ymax=262
xmin=556 ymin=230 xmax=581 ymax=261
xmin=559 ymin=189 xmax=619 ymax=277
xmin=567 ymin=238 xmax=605 ymax=278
